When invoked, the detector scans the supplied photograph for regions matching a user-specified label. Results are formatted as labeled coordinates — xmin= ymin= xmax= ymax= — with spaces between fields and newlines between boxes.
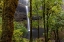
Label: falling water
xmin=25 ymin=0 xmax=30 ymax=31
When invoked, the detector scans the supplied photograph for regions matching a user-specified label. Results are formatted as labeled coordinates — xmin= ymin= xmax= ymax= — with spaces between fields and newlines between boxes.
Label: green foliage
xmin=55 ymin=11 xmax=64 ymax=27
xmin=0 ymin=0 xmax=63 ymax=41
xmin=0 ymin=0 xmax=3 ymax=7
xmin=13 ymin=22 xmax=28 ymax=42
xmin=0 ymin=0 xmax=3 ymax=16
xmin=32 ymin=20 xmax=38 ymax=28
xmin=32 ymin=0 xmax=62 ymax=15
xmin=14 ymin=22 xmax=28 ymax=35
xmin=32 ymin=0 xmax=62 ymax=28
xmin=48 ymin=11 xmax=64 ymax=39
xmin=13 ymin=29 xmax=23 ymax=42
xmin=0 ymin=17 xmax=28 ymax=42
xmin=48 ymin=11 xmax=64 ymax=29
xmin=32 ymin=0 xmax=42 ymax=16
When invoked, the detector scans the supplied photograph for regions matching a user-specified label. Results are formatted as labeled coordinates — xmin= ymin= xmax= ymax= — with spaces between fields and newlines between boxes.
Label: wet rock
xmin=19 ymin=0 xmax=27 ymax=6
xmin=14 ymin=3 xmax=27 ymax=21
xmin=14 ymin=3 xmax=42 ymax=21
xmin=32 ymin=16 xmax=42 ymax=20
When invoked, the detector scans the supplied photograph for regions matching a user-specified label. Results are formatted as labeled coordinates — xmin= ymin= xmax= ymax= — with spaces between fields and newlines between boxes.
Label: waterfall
xmin=25 ymin=0 xmax=30 ymax=31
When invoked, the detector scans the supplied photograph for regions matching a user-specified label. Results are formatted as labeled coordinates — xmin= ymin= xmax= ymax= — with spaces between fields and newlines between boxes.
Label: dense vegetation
xmin=32 ymin=0 xmax=64 ymax=42
xmin=0 ymin=0 xmax=64 ymax=42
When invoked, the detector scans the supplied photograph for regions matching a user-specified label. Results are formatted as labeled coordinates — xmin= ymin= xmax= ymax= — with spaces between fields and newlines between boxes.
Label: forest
xmin=0 ymin=0 xmax=64 ymax=42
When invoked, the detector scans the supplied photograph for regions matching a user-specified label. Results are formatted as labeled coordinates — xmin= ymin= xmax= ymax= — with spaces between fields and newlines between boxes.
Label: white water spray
xmin=25 ymin=0 xmax=30 ymax=31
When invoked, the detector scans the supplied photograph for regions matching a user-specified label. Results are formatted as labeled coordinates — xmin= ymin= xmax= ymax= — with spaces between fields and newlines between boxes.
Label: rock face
xmin=14 ymin=0 xmax=42 ymax=22
xmin=14 ymin=3 xmax=27 ymax=21
xmin=32 ymin=16 xmax=42 ymax=20
xmin=18 ymin=0 xmax=26 ymax=6
xmin=14 ymin=0 xmax=29 ymax=21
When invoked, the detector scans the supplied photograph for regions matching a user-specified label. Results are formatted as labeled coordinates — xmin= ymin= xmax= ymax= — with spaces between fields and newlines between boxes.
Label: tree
xmin=1 ymin=0 xmax=18 ymax=42
xmin=30 ymin=0 xmax=32 ymax=42
xmin=32 ymin=0 xmax=62 ymax=42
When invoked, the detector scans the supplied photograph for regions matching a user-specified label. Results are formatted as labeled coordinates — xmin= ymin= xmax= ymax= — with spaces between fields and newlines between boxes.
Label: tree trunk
xmin=42 ymin=0 xmax=47 ymax=42
xmin=55 ymin=28 xmax=60 ymax=42
xmin=1 ymin=0 xmax=18 ymax=42
xmin=46 ymin=8 xmax=49 ymax=42
xmin=30 ymin=0 xmax=33 ymax=42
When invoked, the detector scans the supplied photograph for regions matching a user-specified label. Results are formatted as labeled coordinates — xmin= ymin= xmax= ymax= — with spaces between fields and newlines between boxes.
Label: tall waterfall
xmin=25 ymin=0 xmax=30 ymax=31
